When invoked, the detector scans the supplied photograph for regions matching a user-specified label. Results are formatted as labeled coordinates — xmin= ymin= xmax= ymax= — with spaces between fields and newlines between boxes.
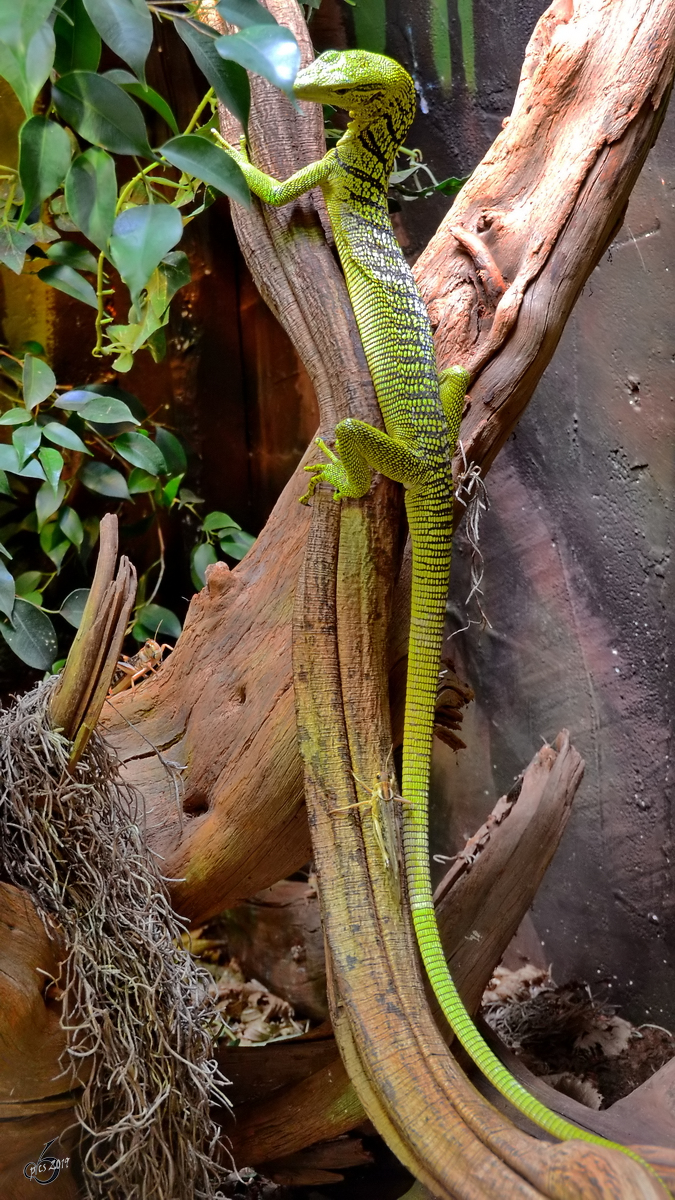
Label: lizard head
xmin=294 ymin=49 xmax=415 ymax=120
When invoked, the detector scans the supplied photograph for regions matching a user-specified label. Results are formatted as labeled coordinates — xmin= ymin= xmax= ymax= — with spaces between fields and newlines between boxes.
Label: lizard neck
xmin=336 ymin=77 xmax=416 ymax=192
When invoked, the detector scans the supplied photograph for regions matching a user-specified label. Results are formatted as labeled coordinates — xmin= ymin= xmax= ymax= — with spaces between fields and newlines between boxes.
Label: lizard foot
xmin=299 ymin=440 xmax=347 ymax=505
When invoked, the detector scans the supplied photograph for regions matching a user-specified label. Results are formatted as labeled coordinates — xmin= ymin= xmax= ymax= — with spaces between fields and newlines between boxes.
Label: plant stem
xmin=184 ymin=88 xmax=215 ymax=135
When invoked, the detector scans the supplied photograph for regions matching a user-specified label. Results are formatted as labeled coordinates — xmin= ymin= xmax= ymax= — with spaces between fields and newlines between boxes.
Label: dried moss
xmin=0 ymin=680 xmax=230 ymax=1199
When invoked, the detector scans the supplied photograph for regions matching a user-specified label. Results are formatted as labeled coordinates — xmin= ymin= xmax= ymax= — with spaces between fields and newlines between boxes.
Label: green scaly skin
xmin=221 ymin=49 xmax=655 ymax=1170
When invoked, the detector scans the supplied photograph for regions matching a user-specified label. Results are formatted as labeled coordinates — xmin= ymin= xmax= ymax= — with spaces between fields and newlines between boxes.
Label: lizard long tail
xmin=401 ymin=490 xmax=656 ymax=1164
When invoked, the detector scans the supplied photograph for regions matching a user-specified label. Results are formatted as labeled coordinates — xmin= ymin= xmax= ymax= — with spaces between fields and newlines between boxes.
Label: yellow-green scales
xmin=221 ymin=48 xmax=655 ymax=1167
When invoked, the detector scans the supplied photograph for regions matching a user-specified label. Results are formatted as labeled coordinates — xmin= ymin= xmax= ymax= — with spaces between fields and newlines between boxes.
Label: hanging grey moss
xmin=0 ymin=679 xmax=231 ymax=1200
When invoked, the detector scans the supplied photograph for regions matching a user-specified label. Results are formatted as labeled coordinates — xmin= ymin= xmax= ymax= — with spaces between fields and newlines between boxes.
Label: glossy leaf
xmin=39 ymin=521 xmax=70 ymax=569
xmin=134 ymin=601 xmax=181 ymax=639
xmin=53 ymin=71 xmax=154 ymax=159
xmin=46 ymin=241 xmax=98 ymax=272
xmin=54 ymin=388 xmax=104 ymax=410
xmin=13 ymin=422 xmax=41 ymax=466
xmin=18 ymin=117 xmax=72 ymax=228
xmin=0 ymin=559 xmax=15 ymax=620
xmin=36 ymin=480 xmax=66 ymax=529
xmin=203 ymin=510 xmax=240 ymax=532
xmin=220 ymin=528 xmax=255 ymax=560
xmin=215 ymin=25 xmax=300 ymax=100
xmin=160 ymin=135 xmax=250 ymax=207
xmin=0 ymin=470 xmax=12 ymax=497
xmin=65 ymin=148 xmax=117 ymax=251
xmin=60 ymin=586 xmax=89 ymax=625
xmin=83 ymin=0 xmax=152 ymax=84
xmin=38 ymin=263 xmax=98 ymax=308
xmin=15 ymin=572 xmax=42 ymax=597
xmin=175 ymin=19 xmax=250 ymax=129
xmin=0 ymin=224 xmax=35 ymax=274
xmin=154 ymin=427 xmax=186 ymax=474
xmin=216 ymin=0 xmax=277 ymax=27
xmin=0 ymin=0 xmax=54 ymax=55
xmin=54 ymin=0 xmax=101 ymax=73
xmin=127 ymin=466 xmax=157 ymax=493
xmin=0 ymin=20 xmax=55 ymax=116
xmin=79 ymin=396 xmax=139 ymax=424
xmin=23 ymin=353 xmax=56 ymax=410
xmin=104 ymin=69 xmax=179 ymax=135
xmin=109 ymin=204 xmax=183 ymax=301
xmin=161 ymin=472 xmax=183 ymax=507
xmin=79 ymin=460 xmax=130 ymax=498
xmin=0 ymin=444 xmax=45 ymax=478
xmin=41 ymin=421 xmax=91 ymax=454
xmin=1 ymin=598 xmax=57 ymax=668
xmin=59 ymin=506 xmax=84 ymax=547
xmin=0 ymin=409 xmax=33 ymax=426
xmin=191 ymin=540 xmax=217 ymax=589
xmin=38 ymin=447 xmax=64 ymax=490
xmin=113 ymin=431 xmax=166 ymax=474
xmin=148 ymin=251 xmax=190 ymax=313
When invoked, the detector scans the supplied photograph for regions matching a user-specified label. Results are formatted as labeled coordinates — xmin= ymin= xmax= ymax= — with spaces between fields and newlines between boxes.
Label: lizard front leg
xmin=300 ymin=418 xmax=428 ymax=504
xmin=214 ymin=132 xmax=337 ymax=205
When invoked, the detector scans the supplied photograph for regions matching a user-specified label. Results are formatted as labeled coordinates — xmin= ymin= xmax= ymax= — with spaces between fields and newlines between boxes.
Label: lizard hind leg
xmin=438 ymin=365 xmax=470 ymax=449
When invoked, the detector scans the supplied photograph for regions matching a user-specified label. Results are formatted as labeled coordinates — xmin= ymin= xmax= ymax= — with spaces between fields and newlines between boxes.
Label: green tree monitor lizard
xmin=218 ymin=48 xmax=654 ymax=1166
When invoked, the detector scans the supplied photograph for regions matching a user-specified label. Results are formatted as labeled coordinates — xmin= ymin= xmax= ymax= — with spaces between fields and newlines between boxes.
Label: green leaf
xmin=191 ymin=540 xmax=217 ymax=589
xmin=65 ymin=148 xmax=117 ymax=251
xmin=52 ymin=71 xmax=154 ymax=158
xmin=60 ymin=586 xmax=89 ymax=625
xmin=13 ymin=422 xmax=41 ymax=466
xmin=0 ymin=470 xmax=13 ymax=497
xmin=128 ymin=466 xmax=157 ymax=493
xmin=36 ymin=479 xmax=66 ymax=528
xmin=0 ymin=0 xmax=54 ymax=55
xmin=203 ymin=510 xmax=240 ymax=532
xmin=0 ymin=224 xmax=35 ymax=274
xmin=18 ymin=116 xmax=73 ymax=228
xmin=154 ymin=427 xmax=186 ymax=474
xmin=23 ymin=353 xmax=55 ymax=409
xmin=0 ymin=559 xmax=15 ymax=620
xmin=15 ymin=571 xmax=42 ymax=596
xmin=161 ymin=472 xmax=183 ymax=506
xmin=0 ymin=444 xmax=45 ymax=478
xmin=38 ymin=263 xmax=98 ymax=308
xmin=147 ymin=251 xmax=191 ymax=313
xmin=1 ymin=598 xmax=57 ymax=669
xmin=79 ymin=396 xmax=139 ymax=424
xmin=0 ymin=20 xmax=55 ymax=117
xmin=45 ymin=240 xmax=98 ymax=272
xmin=113 ymin=430 xmax=166 ymax=474
xmin=79 ymin=460 xmax=130 ymax=498
xmin=160 ymin=135 xmax=250 ymax=207
xmin=220 ymin=528 xmax=255 ymax=560
xmin=83 ymin=0 xmax=152 ymax=84
xmin=215 ymin=25 xmax=300 ymax=101
xmin=26 ymin=220 xmax=60 ymax=244
xmin=39 ymin=520 xmax=70 ymax=569
xmin=54 ymin=0 xmax=102 ymax=73
xmin=59 ymin=506 xmax=84 ymax=547
xmin=134 ymin=601 xmax=181 ymax=640
xmin=175 ymin=19 xmax=250 ymax=129
xmin=38 ymin=446 xmax=64 ymax=489
xmin=0 ymin=409 xmax=33 ymax=426
xmin=104 ymin=69 xmax=180 ymax=136
xmin=109 ymin=203 xmax=183 ymax=301
xmin=216 ymin=0 xmax=277 ymax=27
xmin=41 ymin=421 xmax=91 ymax=454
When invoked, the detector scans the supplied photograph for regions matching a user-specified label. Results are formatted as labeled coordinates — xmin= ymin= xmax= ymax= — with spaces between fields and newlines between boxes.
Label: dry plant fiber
xmin=0 ymin=679 xmax=231 ymax=1199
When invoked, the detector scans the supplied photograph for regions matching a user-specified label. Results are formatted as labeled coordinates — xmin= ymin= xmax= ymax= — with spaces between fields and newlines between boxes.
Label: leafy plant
xmin=0 ymin=346 xmax=254 ymax=670
xmin=0 ymin=0 xmax=301 ymax=371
